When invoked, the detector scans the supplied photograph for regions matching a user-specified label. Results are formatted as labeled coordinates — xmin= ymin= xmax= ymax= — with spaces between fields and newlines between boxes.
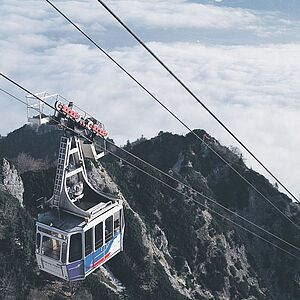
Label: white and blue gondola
xmin=35 ymin=99 xmax=125 ymax=281
xmin=36 ymin=200 xmax=124 ymax=281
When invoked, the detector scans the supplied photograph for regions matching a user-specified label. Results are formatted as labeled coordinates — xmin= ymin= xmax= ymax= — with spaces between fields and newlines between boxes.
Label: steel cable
xmin=96 ymin=0 xmax=300 ymax=205
xmin=43 ymin=1 xmax=300 ymax=232
xmin=0 ymin=81 xmax=300 ymax=260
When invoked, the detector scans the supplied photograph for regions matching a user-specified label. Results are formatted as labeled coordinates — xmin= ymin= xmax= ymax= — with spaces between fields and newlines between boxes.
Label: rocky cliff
xmin=0 ymin=125 xmax=299 ymax=300
xmin=0 ymin=158 xmax=24 ymax=205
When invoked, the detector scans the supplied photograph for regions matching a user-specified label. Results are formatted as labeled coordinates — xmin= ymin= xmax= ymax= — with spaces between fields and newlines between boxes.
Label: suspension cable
xmin=96 ymin=0 xmax=300 ymax=205
xmin=0 ymin=78 xmax=300 ymax=259
xmin=40 ymin=92 xmax=300 ymax=253
xmin=42 ymin=2 xmax=300 ymax=231
xmin=99 ymin=145 xmax=300 ymax=261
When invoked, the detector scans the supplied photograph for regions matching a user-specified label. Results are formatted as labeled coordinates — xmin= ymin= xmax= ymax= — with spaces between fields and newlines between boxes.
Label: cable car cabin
xmin=36 ymin=203 xmax=124 ymax=281
xmin=35 ymin=133 xmax=125 ymax=281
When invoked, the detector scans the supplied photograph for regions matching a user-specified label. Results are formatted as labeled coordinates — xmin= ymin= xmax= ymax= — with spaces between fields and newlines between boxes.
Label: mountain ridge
xmin=0 ymin=124 xmax=299 ymax=299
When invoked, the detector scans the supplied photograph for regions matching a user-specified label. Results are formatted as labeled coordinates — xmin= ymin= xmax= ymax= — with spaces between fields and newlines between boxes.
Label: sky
xmin=0 ymin=0 xmax=300 ymax=199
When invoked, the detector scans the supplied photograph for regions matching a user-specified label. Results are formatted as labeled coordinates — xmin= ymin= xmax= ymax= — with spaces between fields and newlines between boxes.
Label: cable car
xmin=35 ymin=99 xmax=125 ymax=281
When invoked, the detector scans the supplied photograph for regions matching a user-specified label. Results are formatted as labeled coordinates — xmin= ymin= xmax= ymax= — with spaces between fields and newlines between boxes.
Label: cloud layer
xmin=0 ymin=0 xmax=300 ymax=199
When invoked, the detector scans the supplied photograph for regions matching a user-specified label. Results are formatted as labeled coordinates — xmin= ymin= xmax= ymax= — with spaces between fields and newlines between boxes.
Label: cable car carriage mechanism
xmin=35 ymin=100 xmax=125 ymax=281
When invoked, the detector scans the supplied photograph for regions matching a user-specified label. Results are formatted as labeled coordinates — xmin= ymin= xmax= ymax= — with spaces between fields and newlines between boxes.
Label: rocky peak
xmin=0 ymin=127 xmax=299 ymax=299
xmin=0 ymin=158 xmax=24 ymax=205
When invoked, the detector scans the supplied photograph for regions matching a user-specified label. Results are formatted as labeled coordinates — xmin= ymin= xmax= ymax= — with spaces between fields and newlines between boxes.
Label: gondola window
xmin=85 ymin=228 xmax=93 ymax=256
xmin=41 ymin=236 xmax=60 ymax=260
xmin=105 ymin=216 xmax=113 ymax=242
xmin=95 ymin=222 xmax=103 ymax=250
xmin=69 ymin=233 xmax=82 ymax=262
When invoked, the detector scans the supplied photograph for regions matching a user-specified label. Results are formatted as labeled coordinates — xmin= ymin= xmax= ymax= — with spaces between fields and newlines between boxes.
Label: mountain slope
xmin=0 ymin=125 xmax=299 ymax=299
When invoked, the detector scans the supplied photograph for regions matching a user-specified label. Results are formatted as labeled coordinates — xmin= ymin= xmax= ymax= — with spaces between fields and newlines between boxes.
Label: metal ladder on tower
xmin=52 ymin=136 xmax=69 ymax=209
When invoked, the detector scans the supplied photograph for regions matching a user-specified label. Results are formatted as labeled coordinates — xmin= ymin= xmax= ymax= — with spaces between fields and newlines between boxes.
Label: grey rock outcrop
xmin=86 ymin=158 xmax=268 ymax=299
xmin=0 ymin=158 xmax=24 ymax=205
xmin=86 ymin=161 xmax=194 ymax=298
xmin=0 ymin=125 xmax=299 ymax=299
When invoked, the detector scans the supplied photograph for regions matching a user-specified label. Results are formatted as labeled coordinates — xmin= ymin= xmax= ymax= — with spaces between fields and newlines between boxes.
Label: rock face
xmin=102 ymin=130 xmax=300 ymax=300
xmin=0 ymin=158 xmax=24 ymax=205
xmin=0 ymin=125 xmax=299 ymax=300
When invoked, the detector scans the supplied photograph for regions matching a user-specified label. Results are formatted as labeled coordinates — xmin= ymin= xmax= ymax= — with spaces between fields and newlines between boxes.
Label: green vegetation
xmin=0 ymin=190 xmax=37 ymax=299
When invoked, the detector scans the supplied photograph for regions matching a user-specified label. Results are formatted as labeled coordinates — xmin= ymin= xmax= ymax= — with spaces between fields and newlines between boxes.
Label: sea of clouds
xmin=1 ymin=0 xmax=299 ymax=198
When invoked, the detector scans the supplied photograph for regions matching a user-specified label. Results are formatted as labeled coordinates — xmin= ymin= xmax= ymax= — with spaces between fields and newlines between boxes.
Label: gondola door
xmin=104 ymin=215 xmax=114 ymax=260
xmin=84 ymin=227 xmax=94 ymax=274
xmin=93 ymin=221 xmax=105 ymax=269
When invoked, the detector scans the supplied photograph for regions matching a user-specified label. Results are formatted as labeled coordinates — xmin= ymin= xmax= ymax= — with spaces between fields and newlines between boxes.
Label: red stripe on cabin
xmin=92 ymin=252 xmax=111 ymax=268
